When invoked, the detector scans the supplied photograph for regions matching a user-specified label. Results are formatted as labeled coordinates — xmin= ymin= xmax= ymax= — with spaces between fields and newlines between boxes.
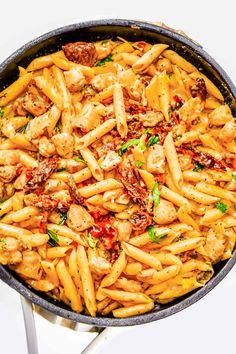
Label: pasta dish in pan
xmin=0 ymin=38 xmax=235 ymax=318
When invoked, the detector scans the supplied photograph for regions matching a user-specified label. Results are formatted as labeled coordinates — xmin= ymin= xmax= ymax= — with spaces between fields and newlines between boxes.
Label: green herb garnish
xmin=144 ymin=128 xmax=152 ymax=135
xmin=0 ymin=198 xmax=7 ymax=204
xmin=17 ymin=124 xmax=28 ymax=134
xmin=47 ymin=229 xmax=59 ymax=246
xmin=118 ymin=138 xmax=141 ymax=156
xmin=87 ymin=233 xmax=98 ymax=249
xmin=0 ymin=238 xmax=7 ymax=244
xmin=167 ymin=73 xmax=173 ymax=79
xmin=58 ymin=212 xmax=67 ymax=225
xmin=193 ymin=162 xmax=205 ymax=172
xmin=74 ymin=156 xmax=86 ymax=164
xmin=147 ymin=135 xmax=159 ymax=147
xmin=234 ymin=205 xmax=236 ymax=211
xmin=0 ymin=109 xmax=4 ymax=118
xmin=135 ymin=160 xmax=144 ymax=168
xmin=152 ymin=182 xmax=161 ymax=207
xmin=232 ymin=172 xmax=236 ymax=181
xmin=215 ymin=201 xmax=227 ymax=213
xmin=96 ymin=54 xmax=113 ymax=67
xmin=148 ymin=225 xmax=168 ymax=243
xmin=57 ymin=168 xmax=67 ymax=172
xmin=27 ymin=114 xmax=34 ymax=120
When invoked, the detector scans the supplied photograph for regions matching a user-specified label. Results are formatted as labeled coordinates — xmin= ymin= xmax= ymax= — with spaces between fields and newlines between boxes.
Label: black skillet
xmin=0 ymin=19 xmax=235 ymax=327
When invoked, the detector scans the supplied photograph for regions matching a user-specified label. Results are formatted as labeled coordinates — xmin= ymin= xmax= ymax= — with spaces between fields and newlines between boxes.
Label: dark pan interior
xmin=0 ymin=19 xmax=236 ymax=327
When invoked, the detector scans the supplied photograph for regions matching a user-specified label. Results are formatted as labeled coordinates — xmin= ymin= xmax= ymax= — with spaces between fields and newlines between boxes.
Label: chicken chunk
xmin=89 ymin=254 xmax=111 ymax=275
xmin=204 ymin=228 xmax=225 ymax=263
xmin=23 ymin=84 xmax=51 ymax=117
xmin=12 ymin=250 xmax=41 ymax=280
xmin=67 ymin=204 xmax=94 ymax=232
xmin=208 ymin=105 xmax=232 ymax=126
xmin=100 ymin=151 xmax=122 ymax=171
xmin=38 ymin=137 xmax=56 ymax=157
xmin=114 ymin=220 xmax=133 ymax=242
xmin=146 ymin=144 xmax=165 ymax=174
xmin=26 ymin=112 xmax=50 ymax=140
xmin=139 ymin=111 xmax=163 ymax=127
xmin=64 ymin=67 xmax=86 ymax=93
xmin=219 ymin=119 xmax=236 ymax=143
xmin=74 ymin=103 xmax=100 ymax=132
xmin=153 ymin=199 xmax=177 ymax=224
xmin=52 ymin=133 xmax=74 ymax=158
xmin=91 ymin=73 xmax=116 ymax=91
xmin=0 ymin=150 xmax=19 ymax=165
xmin=0 ymin=166 xmax=17 ymax=183
xmin=178 ymin=97 xmax=203 ymax=123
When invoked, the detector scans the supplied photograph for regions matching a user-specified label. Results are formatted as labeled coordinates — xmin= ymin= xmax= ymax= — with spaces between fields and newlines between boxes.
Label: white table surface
xmin=0 ymin=1 xmax=236 ymax=353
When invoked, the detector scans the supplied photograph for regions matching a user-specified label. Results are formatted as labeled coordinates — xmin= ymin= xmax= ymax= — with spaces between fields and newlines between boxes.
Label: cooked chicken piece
xmin=52 ymin=133 xmax=74 ymax=158
xmin=67 ymin=204 xmax=94 ymax=232
xmin=153 ymin=199 xmax=177 ymax=224
xmin=114 ymin=220 xmax=133 ymax=242
xmin=146 ymin=144 xmax=165 ymax=174
xmin=0 ymin=166 xmax=17 ymax=183
xmin=12 ymin=250 xmax=41 ymax=280
xmin=23 ymin=84 xmax=51 ymax=117
xmin=204 ymin=228 xmax=225 ymax=263
xmin=219 ymin=119 xmax=236 ymax=143
xmin=100 ymin=151 xmax=121 ymax=171
xmin=89 ymin=253 xmax=111 ymax=275
xmin=91 ymin=73 xmax=116 ymax=91
xmin=178 ymin=97 xmax=203 ymax=124
xmin=139 ymin=111 xmax=163 ymax=127
xmin=0 ymin=150 xmax=19 ymax=165
xmin=64 ymin=67 xmax=86 ymax=92
xmin=44 ymin=179 xmax=69 ymax=193
xmin=38 ymin=136 xmax=56 ymax=157
xmin=74 ymin=103 xmax=100 ymax=132
xmin=0 ymin=244 xmax=22 ymax=265
xmin=66 ymin=159 xmax=85 ymax=173
xmin=208 ymin=105 xmax=232 ymax=126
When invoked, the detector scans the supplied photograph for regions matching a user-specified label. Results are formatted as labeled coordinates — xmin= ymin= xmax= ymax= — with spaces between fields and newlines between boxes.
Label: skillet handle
xmin=20 ymin=296 xmax=39 ymax=354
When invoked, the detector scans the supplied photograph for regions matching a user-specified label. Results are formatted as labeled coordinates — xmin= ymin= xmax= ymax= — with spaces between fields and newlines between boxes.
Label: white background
xmin=0 ymin=1 xmax=236 ymax=353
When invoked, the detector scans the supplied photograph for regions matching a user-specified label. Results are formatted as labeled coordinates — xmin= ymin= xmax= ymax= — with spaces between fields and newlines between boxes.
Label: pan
xmin=0 ymin=19 xmax=236 ymax=328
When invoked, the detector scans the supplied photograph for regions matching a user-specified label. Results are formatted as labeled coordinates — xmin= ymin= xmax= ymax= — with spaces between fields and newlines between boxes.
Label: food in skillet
xmin=0 ymin=38 xmax=235 ymax=318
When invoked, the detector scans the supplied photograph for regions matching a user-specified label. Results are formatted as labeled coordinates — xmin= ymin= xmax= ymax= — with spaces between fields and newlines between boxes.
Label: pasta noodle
xmin=0 ymin=37 xmax=234 ymax=319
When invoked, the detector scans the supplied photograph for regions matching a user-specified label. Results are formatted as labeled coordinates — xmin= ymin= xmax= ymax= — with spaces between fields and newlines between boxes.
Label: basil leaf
xmin=147 ymin=225 xmax=168 ymax=243
xmin=118 ymin=139 xmax=141 ymax=156
xmin=215 ymin=201 xmax=227 ymax=213
xmin=193 ymin=162 xmax=205 ymax=172
xmin=96 ymin=54 xmax=113 ymax=67
xmin=135 ymin=160 xmax=144 ymax=168
xmin=74 ymin=156 xmax=86 ymax=164
xmin=152 ymin=182 xmax=160 ymax=207
xmin=87 ymin=233 xmax=98 ymax=249
xmin=58 ymin=212 xmax=67 ymax=225
xmin=147 ymin=135 xmax=159 ymax=147
xmin=47 ymin=229 xmax=59 ymax=246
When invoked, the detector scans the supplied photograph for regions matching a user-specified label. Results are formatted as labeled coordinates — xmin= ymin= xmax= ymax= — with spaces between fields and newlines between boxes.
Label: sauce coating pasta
xmin=0 ymin=38 xmax=235 ymax=318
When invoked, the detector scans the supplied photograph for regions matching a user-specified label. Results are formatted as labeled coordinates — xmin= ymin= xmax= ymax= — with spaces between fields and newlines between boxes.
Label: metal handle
xmin=20 ymin=296 xmax=39 ymax=354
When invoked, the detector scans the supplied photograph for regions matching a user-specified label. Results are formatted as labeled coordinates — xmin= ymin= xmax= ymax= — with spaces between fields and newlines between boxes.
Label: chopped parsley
xmin=0 ymin=238 xmax=7 ymax=244
xmin=57 ymin=168 xmax=67 ymax=172
xmin=232 ymin=172 xmax=236 ymax=181
xmin=27 ymin=113 xmax=34 ymax=120
xmin=87 ymin=233 xmax=98 ymax=249
xmin=215 ymin=201 xmax=227 ymax=213
xmin=167 ymin=73 xmax=173 ymax=79
xmin=135 ymin=160 xmax=144 ymax=168
xmin=147 ymin=135 xmax=159 ymax=147
xmin=234 ymin=205 xmax=236 ymax=211
xmin=118 ymin=138 xmax=141 ymax=156
xmin=74 ymin=156 xmax=86 ymax=164
xmin=58 ymin=212 xmax=67 ymax=225
xmin=96 ymin=54 xmax=113 ymax=67
xmin=47 ymin=229 xmax=59 ymax=246
xmin=144 ymin=128 xmax=152 ymax=135
xmin=0 ymin=109 xmax=4 ymax=118
xmin=148 ymin=225 xmax=168 ymax=243
xmin=193 ymin=162 xmax=205 ymax=172
xmin=152 ymin=182 xmax=160 ymax=207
